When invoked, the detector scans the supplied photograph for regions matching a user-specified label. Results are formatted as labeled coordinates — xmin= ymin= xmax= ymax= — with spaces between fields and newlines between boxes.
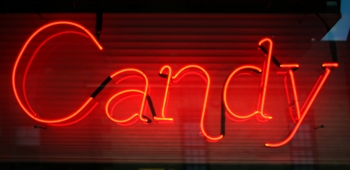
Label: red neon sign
xmin=160 ymin=65 xmax=224 ymax=141
xmin=154 ymin=65 xmax=174 ymax=122
xmin=265 ymin=63 xmax=338 ymax=147
xmin=12 ymin=21 xmax=338 ymax=147
xmin=108 ymin=69 xmax=150 ymax=123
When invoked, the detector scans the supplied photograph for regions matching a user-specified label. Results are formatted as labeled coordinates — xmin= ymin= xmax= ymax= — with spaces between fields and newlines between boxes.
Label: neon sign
xmin=12 ymin=21 xmax=338 ymax=147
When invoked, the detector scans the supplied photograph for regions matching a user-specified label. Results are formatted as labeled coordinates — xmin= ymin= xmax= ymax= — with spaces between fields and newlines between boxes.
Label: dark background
xmin=0 ymin=0 xmax=341 ymax=13
xmin=0 ymin=0 xmax=347 ymax=170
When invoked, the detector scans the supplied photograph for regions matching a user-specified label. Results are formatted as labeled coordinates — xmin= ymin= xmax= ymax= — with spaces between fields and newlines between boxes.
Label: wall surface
xmin=0 ymin=13 xmax=349 ymax=167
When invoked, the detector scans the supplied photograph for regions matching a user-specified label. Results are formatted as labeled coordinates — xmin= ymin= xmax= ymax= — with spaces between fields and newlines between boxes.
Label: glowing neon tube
xmin=105 ymin=90 xmax=143 ymax=123
xmin=109 ymin=68 xmax=150 ymax=123
xmin=280 ymin=63 xmax=301 ymax=120
xmin=171 ymin=65 xmax=223 ymax=141
xmin=22 ymin=31 xmax=88 ymax=117
xmin=154 ymin=65 xmax=174 ymax=121
xmin=257 ymin=38 xmax=274 ymax=119
xmin=223 ymin=38 xmax=274 ymax=120
xmin=12 ymin=21 xmax=103 ymax=124
xmin=265 ymin=62 xmax=338 ymax=147
xmin=223 ymin=65 xmax=263 ymax=119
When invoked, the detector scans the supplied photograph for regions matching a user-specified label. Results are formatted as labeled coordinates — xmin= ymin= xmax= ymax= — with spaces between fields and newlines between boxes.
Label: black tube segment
xmin=259 ymin=45 xmax=281 ymax=67
xmin=90 ymin=76 xmax=112 ymax=98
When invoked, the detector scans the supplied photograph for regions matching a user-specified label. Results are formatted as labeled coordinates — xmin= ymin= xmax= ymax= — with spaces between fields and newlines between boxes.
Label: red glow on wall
xmin=12 ymin=21 xmax=103 ymax=124
xmin=11 ymin=21 xmax=339 ymax=147
xmin=22 ymin=31 xmax=89 ymax=118
xmin=224 ymin=65 xmax=262 ymax=119
xmin=109 ymin=69 xmax=150 ymax=123
xmin=106 ymin=90 xmax=145 ymax=124
xmin=265 ymin=62 xmax=338 ymax=147
xmin=257 ymin=38 xmax=274 ymax=120
xmin=168 ymin=65 xmax=224 ymax=141
xmin=281 ymin=64 xmax=302 ymax=120
xmin=223 ymin=38 xmax=274 ymax=121
xmin=154 ymin=65 xmax=174 ymax=122
xmin=50 ymin=102 xmax=99 ymax=127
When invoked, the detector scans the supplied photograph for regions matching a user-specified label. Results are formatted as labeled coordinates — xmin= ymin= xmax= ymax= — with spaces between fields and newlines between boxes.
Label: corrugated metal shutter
xmin=0 ymin=13 xmax=349 ymax=165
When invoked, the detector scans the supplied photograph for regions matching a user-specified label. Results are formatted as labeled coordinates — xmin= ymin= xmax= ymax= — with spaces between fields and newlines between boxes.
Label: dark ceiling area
xmin=0 ymin=0 xmax=340 ymax=13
